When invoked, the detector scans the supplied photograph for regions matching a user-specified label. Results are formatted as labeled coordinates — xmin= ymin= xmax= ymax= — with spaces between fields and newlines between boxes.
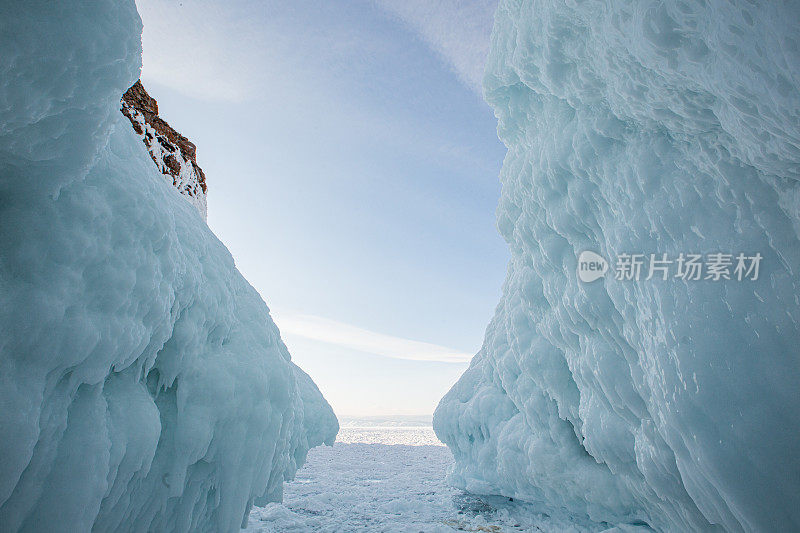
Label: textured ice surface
xmin=0 ymin=1 xmax=336 ymax=532
xmin=245 ymin=441 xmax=638 ymax=533
xmin=434 ymin=1 xmax=800 ymax=532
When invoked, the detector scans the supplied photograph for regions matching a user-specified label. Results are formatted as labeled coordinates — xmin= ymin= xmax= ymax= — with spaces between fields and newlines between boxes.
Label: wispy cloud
xmin=137 ymin=0 xmax=498 ymax=101
xmin=374 ymin=0 xmax=499 ymax=95
xmin=136 ymin=0 xmax=353 ymax=102
xmin=272 ymin=312 xmax=473 ymax=364
xmin=136 ymin=0 xmax=259 ymax=101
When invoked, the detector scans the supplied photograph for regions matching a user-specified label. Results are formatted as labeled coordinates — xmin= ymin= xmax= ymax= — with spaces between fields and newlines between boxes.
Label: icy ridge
xmin=0 ymin=1 xmax=337 ymax=532
xmin=434 ymin=1 xmax=800 ymax=532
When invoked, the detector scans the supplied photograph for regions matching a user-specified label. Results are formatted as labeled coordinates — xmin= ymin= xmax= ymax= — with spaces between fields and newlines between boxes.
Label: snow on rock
xmin=121 ymin=80 xmax=208 ymax=220
xmin=434 ymin=1 xmax=800 ymax=532
xmin=0 ymin=1 xmax=336 ymax=532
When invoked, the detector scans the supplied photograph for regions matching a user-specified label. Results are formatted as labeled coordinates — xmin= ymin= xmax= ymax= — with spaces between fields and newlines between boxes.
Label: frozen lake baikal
xmin=245 ymin=420 xmax=646 ymax=533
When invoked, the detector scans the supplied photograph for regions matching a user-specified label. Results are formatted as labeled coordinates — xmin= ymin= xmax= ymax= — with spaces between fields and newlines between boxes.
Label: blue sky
xmin=136 ymin=0 xmax=506 ymax=416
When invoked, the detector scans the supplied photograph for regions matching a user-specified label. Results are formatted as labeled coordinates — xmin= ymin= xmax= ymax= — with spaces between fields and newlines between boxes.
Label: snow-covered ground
xmin=245 ymin=423 xmax=645 ymax=533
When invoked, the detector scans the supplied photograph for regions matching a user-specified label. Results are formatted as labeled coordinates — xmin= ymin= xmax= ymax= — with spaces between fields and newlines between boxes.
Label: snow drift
xmin=0 ymin=1 xmax=337 ymax=532
xmin=434 ymin=1 xmax=800 ymax=532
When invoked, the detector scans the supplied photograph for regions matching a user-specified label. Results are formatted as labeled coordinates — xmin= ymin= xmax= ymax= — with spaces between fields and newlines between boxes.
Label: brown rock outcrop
xmin=121 ymin=80 xmax=208 ymax=219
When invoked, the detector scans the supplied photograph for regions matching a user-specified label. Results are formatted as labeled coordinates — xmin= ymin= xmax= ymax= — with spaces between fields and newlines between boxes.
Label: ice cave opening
xmin=2 ymin=0 xmax=799 ymax=532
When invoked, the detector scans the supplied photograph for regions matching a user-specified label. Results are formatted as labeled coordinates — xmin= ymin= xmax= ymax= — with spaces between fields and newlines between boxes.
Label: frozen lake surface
xmin=245 ymin=421 xmax=640 ymax=532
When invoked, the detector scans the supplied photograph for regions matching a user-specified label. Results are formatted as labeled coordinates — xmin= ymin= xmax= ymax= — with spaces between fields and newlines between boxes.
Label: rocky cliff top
xmin=121 ymin=80 xmax=208 ymax=218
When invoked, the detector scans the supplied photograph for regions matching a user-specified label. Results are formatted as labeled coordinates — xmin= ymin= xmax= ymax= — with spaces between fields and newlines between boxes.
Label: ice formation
xmin=121 ymin=80 xmax=208 ymax=219
xmin=434 ymin=1 xmax=800 ymax=532
xmin=0 ymin=1 xmax=337 ymax=532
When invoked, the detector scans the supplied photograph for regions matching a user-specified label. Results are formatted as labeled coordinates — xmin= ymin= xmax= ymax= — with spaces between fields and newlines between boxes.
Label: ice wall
xmin=0 ymin=1 xmax=337 ymax=532
xmin=434 ymin=1 xmax=800 ymax=531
